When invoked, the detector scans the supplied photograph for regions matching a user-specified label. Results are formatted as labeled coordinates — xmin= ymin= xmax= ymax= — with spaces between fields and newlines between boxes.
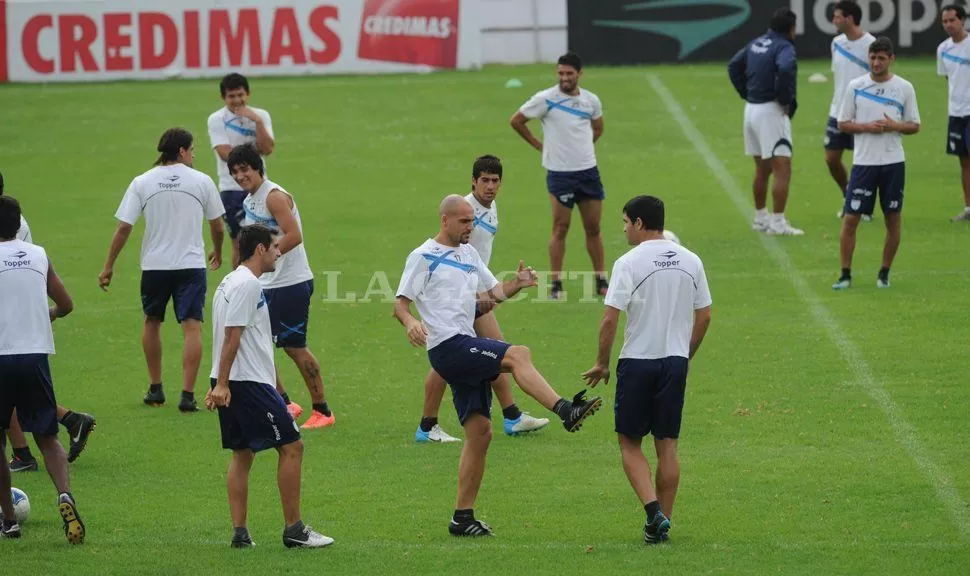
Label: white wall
xmin=479 ymin=0 xmax=568 ymax=64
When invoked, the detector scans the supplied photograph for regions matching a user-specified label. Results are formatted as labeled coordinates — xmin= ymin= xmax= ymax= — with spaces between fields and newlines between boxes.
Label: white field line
xmin=647 ymin=73 xmax=970 ymax=540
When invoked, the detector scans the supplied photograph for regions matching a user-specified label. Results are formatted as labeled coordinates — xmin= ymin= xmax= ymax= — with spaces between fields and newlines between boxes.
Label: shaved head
xmin=437 ymin=194 xmax=475 ymax=245
xmin=439 ymin=194 xmax=471 ymax=216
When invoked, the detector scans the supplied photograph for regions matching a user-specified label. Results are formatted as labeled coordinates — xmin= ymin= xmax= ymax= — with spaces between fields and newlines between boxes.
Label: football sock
xmin=284 ymin=520 xmax=306 ymax=538
xmin=312 ymin=402 xmax=331 ymax=417
xmin=502 ymin=405 xmax=522 ymax=420
xmin=553 ymin=398 xmax=572 ymax=420
xmin=551 ymin=279 xmax=563 ymax=292
xmin=645 ymin=500 xmax=661 ymax=522
xmin=453 ymin=509 xmax=474 ymax=522
xmin=964 ymin=206 xmax=970 ymax=213
xmin=233 ymin=526 xmax=250 ymax=541
xmin=878 ymin=267 xmax=890 ymax=282
xmin=755 ymin=208 xmax=768 ymax=218
xmin=181 ymin=390 xmax=194 ymax=401
xmin=280 ymin=392 xmax=291 ymax=405
xmin=149 ymin=383 xmax=162 ymax=393
xmin=420 ymin=417 xmax=438 ymax=432
xmin=59 ymin=410 xmax=79 ymax=429
xmin=13 ymin=447 xmax=32 ymax=460
xmin=840 ymin=268 xmax=851 ymax=280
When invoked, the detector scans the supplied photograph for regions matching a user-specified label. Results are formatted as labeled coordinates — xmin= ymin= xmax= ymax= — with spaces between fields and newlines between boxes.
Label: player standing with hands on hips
xmin=583 ymin=195 xmax=711 ymax=545
xmin=937 ymin=5 xmax=970 ymax=222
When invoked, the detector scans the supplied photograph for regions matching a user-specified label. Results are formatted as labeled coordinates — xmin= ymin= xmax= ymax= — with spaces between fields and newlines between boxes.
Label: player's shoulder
xmin=846 ymin=75 xmax=869 ymax=89
xmin=938 ymin=37 xmax=953 ymax=52
xmin=832 ymin=33 xmax=847 ymax=46
xmin=893 ymin=75 xmax=916 ymax=91
xmin=580 ymin=87 xmax=601 ymax=102
xmin=534 ymin=85 xmax=559 ymax=98
xmin=207 ymin=107 xmax=229 ymax=123
xmin=408 ymin=239 xmax=436 ymax=259
xmin=250 ymin=106 xmax=271 ymax=120
xmin=862 ymin=32 xmax=876 ymax=44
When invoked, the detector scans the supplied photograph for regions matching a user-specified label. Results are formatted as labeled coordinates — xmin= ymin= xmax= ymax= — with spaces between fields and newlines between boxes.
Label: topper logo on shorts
xmin=357 ymin=0 xmax=460 ymax=69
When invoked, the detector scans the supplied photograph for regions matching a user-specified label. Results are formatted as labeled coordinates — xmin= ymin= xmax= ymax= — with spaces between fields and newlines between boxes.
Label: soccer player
xmin=826 ymin=1 xmax=876 ymax=219
xmin=208 ymin=73 xmax=275 ymax=267
xmin=394 ymin=194 xmax=603 ymax=536
xmin=583 ymin=195 xmax=712 ymax=545
xmin=227 ymin=145 xmax=333 ymax=429
xmin=99 ymin=128 xmax=226 ymax=411
xmin=205 ymin=224 xmax=332 ymax=549
xmin=416 ymin=155 xmax=549 ymax=443
xmin=937 ymin=5 xmax=970 ymax=222
xmin=0 ymin=195 xmax=85 ymax=544
xmin=728 ymin=7 xmax=804 ymax=236
xmin=510 ymin=52 xmax=608 ymax=300
xmin=0 ymin=171 xmax=96 ymax=471
xmin=834 ymin=37 xmax=920 ymax=290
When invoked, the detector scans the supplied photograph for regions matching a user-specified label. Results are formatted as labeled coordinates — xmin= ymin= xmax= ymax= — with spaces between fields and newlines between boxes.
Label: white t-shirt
xmin=17 ymin=215 xmax=31 ymax=242
xmin=207 ymin=106 xmax=274 ymax=191
xmin=210 ymin=266 xmax=275 ymax=386
xmin=0 ymin=240 xmax=55 ymax=355
xmin=466 ymin=193 xmax=498 ymax=267
xmin=604 ymin=239 xmax=711 ymax=360
xmin=830 ymin=32 xmax=876 ymax=117
xmin=838 ymin=75 xmax=920 ymax=166
xmin=396 ymin=239 xmax=499 ymax=350
xmin=519 ymin=85 xmax=602 ymax=172
xmin=241 ymin=179 xmax=313 ymax=289
xmin=937 ymin=35 xmax=970 ymax=117
xmin=115 ymin=164 xmax=225 ymax=270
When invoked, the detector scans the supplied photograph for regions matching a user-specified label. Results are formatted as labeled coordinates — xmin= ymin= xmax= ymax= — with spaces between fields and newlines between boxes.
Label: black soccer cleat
xmin=231 ymin=536 xmax=256 ymax=548
xmin=644 ymin=512 xmax=670 ymax=544
xmin=67 ymin=413 xmax=96 ymax=464
xmin=143 ymin=386 xmax=165 ymax=407
xmin=449 ymin=518 xmax=494 ymax=537
xmin=0 ymin=518 xmax=21 ymax=539
xmin=9 ymin=454 xmax=38 ymax=472
xmin=58 ymin=493 xmax=85 ymax=545
xmin=562 ymin=390 xmax=603 ymax=432
xmin=178 ymin=397 xmax=199 ymax=413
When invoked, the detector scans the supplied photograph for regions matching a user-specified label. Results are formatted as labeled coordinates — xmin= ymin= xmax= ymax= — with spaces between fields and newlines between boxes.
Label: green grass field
xmin=1 ymin=58 xmax=968 ymax=575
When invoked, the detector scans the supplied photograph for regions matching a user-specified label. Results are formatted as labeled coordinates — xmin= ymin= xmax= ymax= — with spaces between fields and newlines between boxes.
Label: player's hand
xmin=98 ymin=266 xmax=113 ymax=291
xmin=515 ymin=260 xmax=538 ymax=288
xmin=581 ymin=364 xmax=611 ymax=388
xmin=882 ymin=114 xmax=898 ymax=132
xmin=406 ymin=319 xmax=428 ymax=347
xmin=871 ymin=119 xmax=888 ymax=133
xmin=208 ymin=383 xmax=231 ymax=408
xmin=476 ymin=299 xmax=497 ymax=316
xmin=208 ymin=250 xmax=222 ymax=271
xmin=533 ymin=142 xmax=543 ymax=153
xmin=233 ymin=105 xmax=261 ymax=122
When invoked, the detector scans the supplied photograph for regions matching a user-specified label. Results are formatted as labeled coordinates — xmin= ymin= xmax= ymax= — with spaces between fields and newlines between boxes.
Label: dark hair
xmin=835 ymin=1 xmax=862 ymax=26
xmin=769 ymin=7 xmax=797 ymax=34
xmin=238 ymin=223 xmax=274 ymax=262
xmin=869 ymin=36 xmax=895 ymax=56
xmin=623 ymin=195 xmax=664 ymax=232
xmin=557 ymin=51 xmax=582 ymax=71
xmin=226 ymin=144 xmax=264 ymax=176
xmin=472 ymin=155 xmax=503 ymax=182
xmin=0 ymin=195 xmax=22 ymax=240
xmin=942 ymin=4 xmax=967 ymax=20
xmin=155 ymin=128 xmax=193 ymax=166
xmin=220 ymin=73 xmax=250 ymax=97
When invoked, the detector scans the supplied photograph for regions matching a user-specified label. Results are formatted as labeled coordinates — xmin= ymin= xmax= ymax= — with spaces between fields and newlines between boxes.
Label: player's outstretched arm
xmin=481 ymin=261 xmax=536 ymax=304
xmin=266 ymin=191 xmax=302 ymax=255
xmin=689 ymin=306 xmax=712 ymax=360
xmin=510 ymin=112 xmax=543 ymax=152
xmin=582 ymin=305 xmax=620 ymax=387
xmin=47 ymin=261 xmax=74 ymax=322
xmin=99 ymin=222 xmax=133 ymax=291
xmin=393 ymin=296 xmax=427 ymax=347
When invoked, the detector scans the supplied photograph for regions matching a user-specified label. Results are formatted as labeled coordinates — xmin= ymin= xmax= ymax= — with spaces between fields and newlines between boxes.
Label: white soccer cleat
xmin=283 ymin=525 xmax=334 ymax=549
xmin=766 ymin=217 xmax=804 ymax=236
xmin=504 ymin=413 xmax=550 ymax=436
xmin=751 ymin=213 xmax=770 ymax=233
xmin=416 ymin=424 xmax=461 ymax=443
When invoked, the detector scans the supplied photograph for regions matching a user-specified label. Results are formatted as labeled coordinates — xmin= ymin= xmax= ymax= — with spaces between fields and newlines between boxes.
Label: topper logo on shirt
xmin=13 ymin=251 xmax=28 ymax=259
xmin=659 ymin=250 xmax=677 ymax=259
xmin=3 ymin=251 xmax=31 ymax=268
xmin=166 ymin=176 xmax=180 ymax=182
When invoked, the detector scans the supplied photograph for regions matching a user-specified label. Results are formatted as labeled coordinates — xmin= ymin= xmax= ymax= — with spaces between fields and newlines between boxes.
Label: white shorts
xmin=743 ymin=102 xmax=793 ymax=158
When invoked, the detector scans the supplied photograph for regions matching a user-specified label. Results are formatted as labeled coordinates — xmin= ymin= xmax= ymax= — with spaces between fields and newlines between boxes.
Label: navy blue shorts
xmin=844 ymin=162 xmax=905 ymax=217
xmin=211 ymin=378 xmax=301 ymax=452
xmin=547 ymin=166 xmax=605 ymax=208
xmin=614 ymin=357 xmax=688 ymax=440
xmin=141 ymin=268 xmax=207 ymax=323
xmin=221 ymin=190 xmax=248 ymax=238
xmin=0 ymin=354 xmax=58 ymax=436
xmin=824 ymin=116 xmax=854 ymax=151
xmin=264 ymin=280 xmax=313 ymax=349
xmin=947 ymin=116 xmax=970 ymax=157
xmin=428 ymin=334 xmax=510 ymax=425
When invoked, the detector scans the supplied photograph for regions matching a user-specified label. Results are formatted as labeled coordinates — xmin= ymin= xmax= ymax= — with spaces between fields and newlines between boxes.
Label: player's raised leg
xmin=276 ymin=369 xmax=303 ymax=420
xmin=285 ymin=347 xmax=333 ymax=429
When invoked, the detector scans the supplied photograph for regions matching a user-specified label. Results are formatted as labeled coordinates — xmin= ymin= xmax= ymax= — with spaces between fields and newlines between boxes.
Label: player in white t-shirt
xmin=937 ymin=5 xmax=970 ymax=221
xmin=0 ymin=196 xmax=86 ymax=544
xmin=415 ymin=156 xmax=549 ymax=443
xmin=99 ymin=128 xmax=226 ymax=410
xmin=205 ymin=224 xmax=332 ymax=549
xmin=825 ymin=2 xmax=876 ymax=218
xmin=227 ymin=144 xmax=334 ymax=430
xmin=207 ymin=73 xmax=275 ymax=267
xmin=835 ymin=37 xmax=920 ymax=290
xmin=394 ymin=195 xmax=603 ymax=536
xmin=510 ymin=52 xmax=608 ymax=300
xmin=583 ymin=195 xmax=712 ymax=545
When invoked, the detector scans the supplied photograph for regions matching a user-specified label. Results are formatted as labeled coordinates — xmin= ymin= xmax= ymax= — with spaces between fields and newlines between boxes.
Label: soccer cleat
xmin=644 ymin=511 xmax=671 ymax=544
xmin=0 ymin=519 xmax=21 ymax=539
xmin=286 ymin=402 xmax=304 ymax=420
xmin=231 ymin=536 xmax=256 ymax=548
xmin=766 ymin=217 xmax=805 ymax=236
xmin=416 ymin=424 xmax=461 ymax=443
xmin=283 ymin=525 xmax=334 ymax=548
xmin=503 ymin=413 xmax=549 ymax=436
xmin=301 ymin=411 xmax=335 ymax=430
xmin=549 ymin=286 xmax=564 ymax=301
xmin=951 ymin=209 xmax=970 ymax=222
xmin=9 ymin=454 xmax=38 ymax=472
xmin=876 ymin=277 xmax=891 ymax=289
xmin=562 ymin=390 xmax=603 ymax=432
xmin=178 ymin=396 xmax=199 ymax=413
xmin=832 ymin=277 xmax=852 ymax=290
xmin=449 ymin=518 xmax=494 ymax=537
xmin=58 ymin=493 xmax=85 ymax=545
xmin=66 ymin=413 xmax=96 ymax=464
xmin=143 ymin=386 xmax=165 ymax=407
xmin=751 ymin=213 xmax=770 ymax=232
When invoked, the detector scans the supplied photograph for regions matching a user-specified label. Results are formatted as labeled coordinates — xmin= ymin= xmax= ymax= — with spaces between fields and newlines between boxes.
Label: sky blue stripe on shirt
xmin=834 ymin=43 xmax=870 ymax=71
